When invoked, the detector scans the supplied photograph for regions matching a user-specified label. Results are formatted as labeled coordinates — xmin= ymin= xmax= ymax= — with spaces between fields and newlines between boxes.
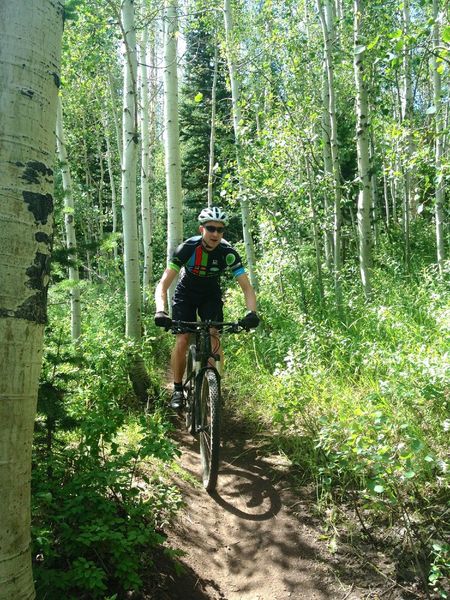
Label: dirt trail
xmin=157 ymin=410 xmax=387 ymax=600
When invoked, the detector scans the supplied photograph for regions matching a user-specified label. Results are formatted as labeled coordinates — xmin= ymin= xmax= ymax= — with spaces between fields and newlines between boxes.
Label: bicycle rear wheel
xmin=198 ymin=369 xmax=221 ymax=492
xmin=184 ymin=345 xmax=196 ymax=435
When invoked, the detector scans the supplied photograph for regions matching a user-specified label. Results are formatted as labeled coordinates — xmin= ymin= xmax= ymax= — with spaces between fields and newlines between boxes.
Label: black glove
xmin=239 ymin=311 xmax=260 ymax=329
xmin=154 ymin=311 xmax=172 ymax=329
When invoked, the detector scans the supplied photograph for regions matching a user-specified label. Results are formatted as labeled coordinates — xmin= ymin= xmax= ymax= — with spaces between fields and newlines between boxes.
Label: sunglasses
xmin=204 ymin=225 xmax=225 ymax=234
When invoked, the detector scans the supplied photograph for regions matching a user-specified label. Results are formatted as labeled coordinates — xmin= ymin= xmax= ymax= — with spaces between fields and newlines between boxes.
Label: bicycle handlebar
xmin=169 ymin=320 xmax=249 ymax=334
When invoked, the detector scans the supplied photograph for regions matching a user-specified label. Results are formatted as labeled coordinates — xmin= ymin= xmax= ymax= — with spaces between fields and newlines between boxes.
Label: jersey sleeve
xmin=168 ymin=241 xmax=193 ymax=272
xmin=224 ymin=247 xmax=246 ymax=278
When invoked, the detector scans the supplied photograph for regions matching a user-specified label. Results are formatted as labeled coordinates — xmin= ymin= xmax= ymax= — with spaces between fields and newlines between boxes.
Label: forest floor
xmin=150 ymin=403 xmax=415 ymax=600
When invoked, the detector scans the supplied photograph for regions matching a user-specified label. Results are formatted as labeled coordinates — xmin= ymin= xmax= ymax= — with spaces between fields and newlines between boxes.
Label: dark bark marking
xmin=26 ymin=252 xmax=51 ymax=291
xmin=35 ymin=232 xmax=51 ymax=244
xmin=20 ymin=89 xmax=35 ymax=98
xmin=9 ymin=291 xmax=49 ymax=324
xmin=23 ymin=191 xmax=53 ymax=225
xmin=51 ymin=72 xmax=61 ymax=88
xmin=0 ymin=249 xmax=51 ymax=324
xmin=21 ymin=161 xmax=53 ymax=185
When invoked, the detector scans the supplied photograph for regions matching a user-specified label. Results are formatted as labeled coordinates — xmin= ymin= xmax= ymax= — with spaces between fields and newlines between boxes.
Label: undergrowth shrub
xmin=32 ymin=283 xmax=181 ymax=599
xmin=224 ymin=262 xmax=450 ymax=597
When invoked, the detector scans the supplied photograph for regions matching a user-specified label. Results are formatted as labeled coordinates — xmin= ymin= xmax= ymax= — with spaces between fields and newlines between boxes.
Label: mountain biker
xmin=154 ymin=206 xmax=260 ymax=409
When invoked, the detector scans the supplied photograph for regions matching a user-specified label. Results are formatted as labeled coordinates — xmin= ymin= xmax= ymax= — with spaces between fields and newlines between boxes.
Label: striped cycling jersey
xmin=169 ymin=236 xmax=245 ymax=281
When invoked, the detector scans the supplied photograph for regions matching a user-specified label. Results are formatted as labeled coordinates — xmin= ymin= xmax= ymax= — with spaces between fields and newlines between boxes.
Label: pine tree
xmin=179 ymin=22 xmax=233 ymax=215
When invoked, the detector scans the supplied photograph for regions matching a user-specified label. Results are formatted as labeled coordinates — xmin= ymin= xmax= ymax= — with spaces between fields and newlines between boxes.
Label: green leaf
xmin=355 ymin=45 xmax=366 ymax=55
xmin=194 ymin=92 xmax=203 ymax=103
xmin=426 ymin=105 xmax=436 ymax=114
xmin=404 ymin=470 xmax=415 ymax=479
xmin=374 ymin=484 xmax=385 ymax=493
xmin=367 ymin=35 xmax=380 ymax=50
xmin=443 ymin=25 xmax=450 ymax=44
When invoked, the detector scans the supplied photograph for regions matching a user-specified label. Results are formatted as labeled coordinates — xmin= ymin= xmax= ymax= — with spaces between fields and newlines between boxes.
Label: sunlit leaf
xmin=442 ymin=25 xmax=450 ymax=43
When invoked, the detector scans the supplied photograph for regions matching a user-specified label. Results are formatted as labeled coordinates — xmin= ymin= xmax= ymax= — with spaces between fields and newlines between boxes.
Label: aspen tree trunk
xmin=56 ymin=96 xmax=81 ymax=339
xmin=369 ymin=132 xmax=379 ymax=245
xmin=207 ymin=43 xmax=219 ymax=207
xmin=121 ymin=0 xmax=151 ymax=403
xmin=121 ymin=0 xmax=141 ymax=339
xmin=139 ymin=27 xmax=153 ymax=306
xmin=97 ymin=137 xmax=104 ymax=241
xmin=317 ymin=0 xmax=343 ymax=312
xmin=353 ymin=0 xmax=372 ymax=299
xmin=382 ymin=152 xmax=391 ymax=228
xmin=223 ymin=0 xmax=258 ymax=288
xmin=81 ymin=117 xmax=96 ymax=243
xmin=0 ymin=2 xmax=63 ymax=597
xmin=103 ymin=112 xmax=119 ymax=261
xmin=432 ymin=0 xmax=445 ymax=275
xmin=401 ymin=0 xmax=413 ymax=267
xmin=321 ymin=63 xmax=334 ymax=271
xmin=163 ymin=0 xmax=183 ymax=300
xmin=306 ymin=159 xmax=325 ymax=303
xmin=109 ymin=72 xmax=123 ymax=168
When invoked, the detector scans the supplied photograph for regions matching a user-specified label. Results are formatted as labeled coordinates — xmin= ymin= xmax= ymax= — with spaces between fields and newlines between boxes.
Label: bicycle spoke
xmin=198 ymin=370 xmax=221 ymax=492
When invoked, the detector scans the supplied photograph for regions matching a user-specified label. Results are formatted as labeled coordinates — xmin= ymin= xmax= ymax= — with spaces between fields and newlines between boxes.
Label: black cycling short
xmin=171 ymin=280 xmax=224 ymax=325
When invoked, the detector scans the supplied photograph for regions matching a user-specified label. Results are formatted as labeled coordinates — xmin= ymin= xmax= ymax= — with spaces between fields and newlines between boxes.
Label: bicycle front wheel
xmin=185 ymin=345 xmax=196 ymax=435
xmin=198 ymin=369 xmax=221 ymax=492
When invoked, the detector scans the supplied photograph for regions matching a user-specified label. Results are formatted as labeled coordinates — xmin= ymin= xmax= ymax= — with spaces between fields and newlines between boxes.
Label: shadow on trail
xmin=160 ymin=410 xmax=344 ymax=600
xmin=208 ymin=465 xmax=282 ymax=521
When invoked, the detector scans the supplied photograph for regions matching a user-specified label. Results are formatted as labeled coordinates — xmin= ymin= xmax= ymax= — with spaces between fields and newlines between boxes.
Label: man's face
xmin=200 ymin=220 xmax=225 ymax=250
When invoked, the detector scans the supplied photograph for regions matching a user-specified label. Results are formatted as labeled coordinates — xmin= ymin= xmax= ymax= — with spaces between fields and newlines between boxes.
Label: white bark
xmin=102 ymin=111 xmax=119 ymax=261
xmin=432 ymin=0 xmax=445 ymax=275
xmin=207 ymin=43 xmax=219 ymax=207
xmin=56 ymin=96 xmax=81 ymax=339
xmin=108 ymin=72 xmax=123 ymax=169
xmin=121 ymin=0 xmax=142 ymax=339
xmin=317 ymin=0 xmax=343 ymax=310
xmin=163 ymin=0 xmax=183 ymax=291
xmin=401 ymin=0 xmax=413 ymax=266
xmin=139 ymin=27 xmax=153 ymax=305
xmin=0 ymin=2 xmax=63 ymax=597
xmin=321 ymin=43 xmax=334 ymax=271
xmin=223 ymin=0 xmax=258 ymax=288
xmin=321 ymin=0 xmax=336 ymax=261
xmin=354 ymin=0 xmax=372 ymax=299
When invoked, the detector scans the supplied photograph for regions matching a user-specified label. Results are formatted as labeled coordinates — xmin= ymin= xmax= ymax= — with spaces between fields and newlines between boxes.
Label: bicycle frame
xmin=170 ymin=320 xmax=247 ymax=491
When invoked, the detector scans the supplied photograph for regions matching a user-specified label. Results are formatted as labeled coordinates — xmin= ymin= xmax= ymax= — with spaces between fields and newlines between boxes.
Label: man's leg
xmin=209 ymin=328 xmax=224 ymax=374
xmin=171 ymin=333 xmax=189 ymax=384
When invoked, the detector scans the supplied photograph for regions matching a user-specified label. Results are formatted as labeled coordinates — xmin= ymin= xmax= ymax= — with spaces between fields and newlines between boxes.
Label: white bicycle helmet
xmin=198 ymin=206 xmax=228 ymax=225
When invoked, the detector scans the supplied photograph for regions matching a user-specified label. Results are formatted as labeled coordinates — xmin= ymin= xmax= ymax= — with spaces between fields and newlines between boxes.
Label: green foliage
xmin=32 ymin=285 xmax=180 ymax=598
xmin=179 ymin=18 xmax=234 ymax=210
xmin=224 ymin=254 xmax=450 ymax=594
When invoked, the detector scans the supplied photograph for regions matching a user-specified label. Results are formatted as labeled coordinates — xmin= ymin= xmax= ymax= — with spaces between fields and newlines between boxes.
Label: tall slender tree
xmin=56 ymin=95 xmax=82 ymax=339
xmin=163 ymin=0 xmax=183 ymax=300
xmin=317 ymin=0 xmax=343 ymax=311
xmin=0 ymin=2 xmax=64 ymax=597
xmin=121 ymin=0 xmax=141 ymax=339
xmin=431 ymin=0 xmax=445 ymax=275
xmin=139 ymin=25 xmax=154 ymax=306
xmin=207 ymin=42 xmax=219 ymax=207
xmin=120 ymin=0 xmax=151 ymax=403
xmin=353 ymin=0 xmax=372 ymax=299
xmin=223 ymin=0 xmax=258 ymax=288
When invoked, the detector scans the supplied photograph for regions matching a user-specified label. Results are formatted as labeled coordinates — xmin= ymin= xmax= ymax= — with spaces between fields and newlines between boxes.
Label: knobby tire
xmin=185 ymin=346 xmax=196 ymax=435
xmin=198 ymin=369 xmax=221 ymax=492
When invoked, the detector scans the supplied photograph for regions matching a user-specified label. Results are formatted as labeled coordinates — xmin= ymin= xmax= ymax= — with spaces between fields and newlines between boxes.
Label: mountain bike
xmin=170 ymin=320 xmax=248 ymax=492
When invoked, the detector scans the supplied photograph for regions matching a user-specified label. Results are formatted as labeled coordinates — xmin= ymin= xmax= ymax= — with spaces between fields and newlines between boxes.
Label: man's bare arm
xmin=155 ymin=268 xmax=178 ymax=312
